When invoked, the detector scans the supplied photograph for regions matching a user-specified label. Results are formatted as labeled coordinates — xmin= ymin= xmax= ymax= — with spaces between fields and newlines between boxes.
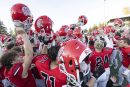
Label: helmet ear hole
xmin=69 ymin=60 xmax=73 ymax=67
xmin=71 ymin=70 xmax=74 ymax=72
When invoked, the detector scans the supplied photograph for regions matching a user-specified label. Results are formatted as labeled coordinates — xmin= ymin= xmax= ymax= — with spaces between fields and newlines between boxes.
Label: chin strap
xmin=59 ymin=63 xmax=81 ymax=86
xmin=74 ymin=59 xmax=81 ymax=87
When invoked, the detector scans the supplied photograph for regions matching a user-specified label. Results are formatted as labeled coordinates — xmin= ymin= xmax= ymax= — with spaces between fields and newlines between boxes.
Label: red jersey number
xmin=41 ymin=71 xmax=55 ymax=87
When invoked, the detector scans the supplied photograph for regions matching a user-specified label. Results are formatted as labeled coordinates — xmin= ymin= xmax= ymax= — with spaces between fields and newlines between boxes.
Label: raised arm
xmin=16 ymin=28 xmax=33 ymax=78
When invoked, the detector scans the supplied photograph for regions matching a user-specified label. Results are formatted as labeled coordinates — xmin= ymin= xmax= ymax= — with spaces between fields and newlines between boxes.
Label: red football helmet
xmin=35 ymin=15 xmax=54 ymax=45
xmin=77 ymin=15 xmax=87 ymax=26
xmin=11 ymin=3 xmax=33 ymax=31
xmin=113 ymin=18 xmax=124 ymax=27
xmin=92 ymin=29 xmax=99 ymax=36
xmin=69 ymin=24 xmax=77 ymax=30
xmin=58 ymin=25 xmax=69 ymax=36
xmin=56 ymin=25 xmax=69 ymax=44
xmin=34 ymin=15 xmax=53 ymax=34
xmin=57 ymin=39 xmax=92 ymax=86
xmin=73 ymin=27 xmax=82 ymax=39
xmin=104 ymin=25 xmax=116 ymax=34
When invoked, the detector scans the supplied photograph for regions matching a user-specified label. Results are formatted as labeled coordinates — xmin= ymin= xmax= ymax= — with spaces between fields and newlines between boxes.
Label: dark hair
xmin=115 ymin=32 xmax=121 ymax=37
xmin=100 ymin=37 xmax=106 ymax=47
xmin=89 ymin=40 xmax=94 ymax=46
xmin=6 ymin=43 xmax=15 ymax=50
xmin=0 ymin=50 xmax=18 ymax=70
xmin=85 ymin=36 xmax=88 ymax=44
xmin=11 ymin=46 xmax=22 ymax=53
xmin=47 ymin=45 xmax=60 ymax=61
xmin=30 ymin=38 xmax=34 ymax=43
xmin=123 ymin=38 xmax=130 ymax=45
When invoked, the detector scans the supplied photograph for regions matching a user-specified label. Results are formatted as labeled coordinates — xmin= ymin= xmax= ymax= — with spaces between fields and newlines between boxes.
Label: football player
xmin=114 ymin=38 xmax=130 ymax=86
xmin=89 ymin=35 xmax=113 ymax=87
xmin=0 ymin=28 xmax=36 ymax=87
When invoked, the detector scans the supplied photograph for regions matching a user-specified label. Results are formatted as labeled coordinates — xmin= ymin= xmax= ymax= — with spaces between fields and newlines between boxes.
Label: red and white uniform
xmin=33 ymin=54 xmax=67 ymax=87
xmin=89 ymin=48 xmax=112 ymax=87
xmin=89 ymin=48 xmax=113 ymax=73
xmin=4 ymin=63 xmax=36 ymax=87
xmin=118 ymin=47 xmax=130 ymax=85
xmin=121 ymin=47 xmax=130 ymax=68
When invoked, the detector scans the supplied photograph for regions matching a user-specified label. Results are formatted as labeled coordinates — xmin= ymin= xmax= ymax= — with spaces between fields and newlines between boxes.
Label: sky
xmin=0 ymin=0 xmax=130 ymax=32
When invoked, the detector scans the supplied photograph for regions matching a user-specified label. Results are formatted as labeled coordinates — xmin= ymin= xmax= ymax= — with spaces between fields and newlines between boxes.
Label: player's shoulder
xmin=125 ymin=47 xmax=130 ymax=52
xmin=121 ymin=47 xmax=130 ymax=53
xmin=33 ymin=54 xmax=49 ymax=63
xmin=6 ymin=63 xmax=22 ymax=77
xmin=103 ymin=47 xmax=112 ymax=52
xmin=104 ymin=47 xmax=111 ymax=50
xmin=88 ymin=51 xmax=97 ymax=59
xmin=35 ymin=54 xmax=48 ymax=59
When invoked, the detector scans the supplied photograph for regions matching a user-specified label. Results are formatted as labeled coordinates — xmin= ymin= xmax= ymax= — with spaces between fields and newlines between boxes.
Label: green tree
xmin=0 ymin=21 xmax=8 ymax=35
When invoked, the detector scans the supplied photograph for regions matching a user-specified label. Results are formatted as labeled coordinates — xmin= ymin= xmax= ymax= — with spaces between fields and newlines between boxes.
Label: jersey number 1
xmin=41 ymin=71 xmax=55 ymax=87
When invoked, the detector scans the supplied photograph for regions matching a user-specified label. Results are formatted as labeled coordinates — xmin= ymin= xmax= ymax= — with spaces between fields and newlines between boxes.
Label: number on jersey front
xmin=96 ymin=55 xmax=109 ymax=67
xmin=41 ymin=71 xmax=55 ymax=87
xmin=96 ymin=57 xmax=103 ymax=67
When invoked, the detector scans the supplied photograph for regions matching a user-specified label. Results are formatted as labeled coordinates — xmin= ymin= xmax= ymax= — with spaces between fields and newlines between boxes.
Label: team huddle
xmin=0 ymin=3 xmax=130 ymax=87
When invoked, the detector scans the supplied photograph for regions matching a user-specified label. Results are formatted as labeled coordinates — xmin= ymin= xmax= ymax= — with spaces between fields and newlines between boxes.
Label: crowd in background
xmin=0 ymin=3 xmax=130 ymax=87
